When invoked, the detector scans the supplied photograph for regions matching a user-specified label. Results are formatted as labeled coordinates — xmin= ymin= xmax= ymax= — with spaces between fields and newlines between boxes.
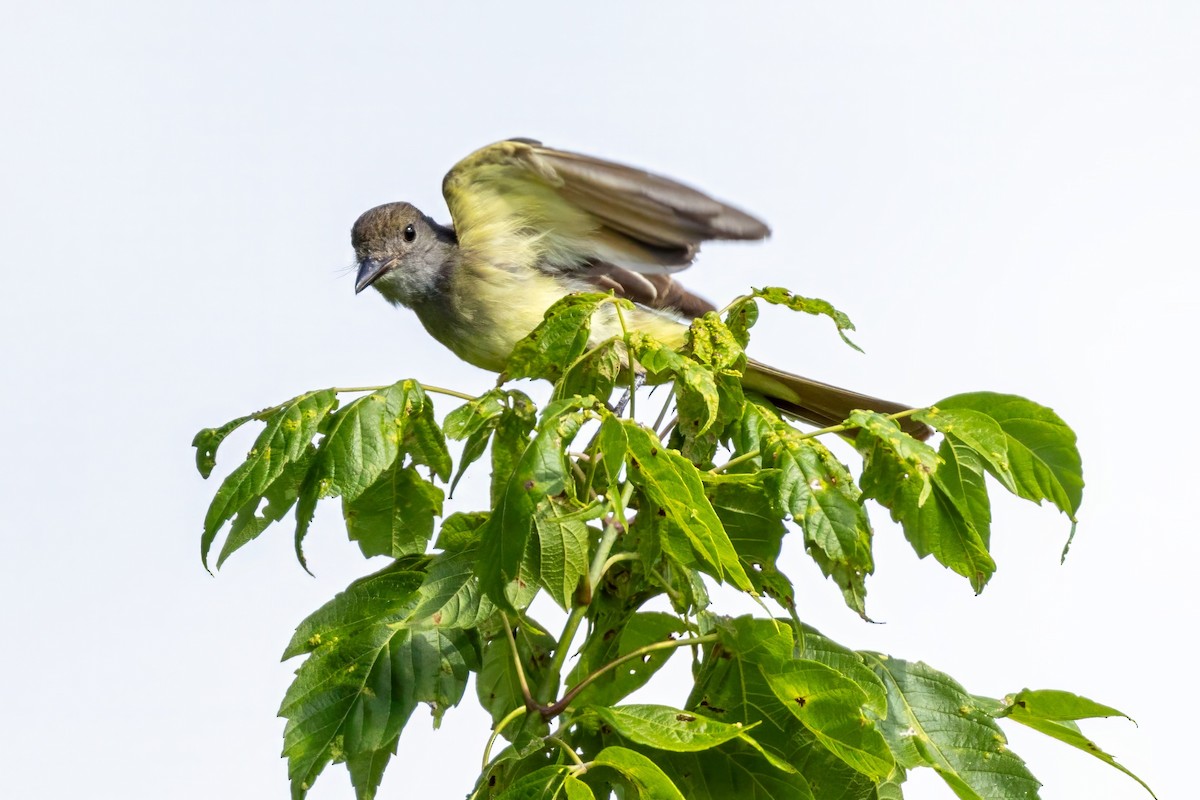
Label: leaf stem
xmin=542 ymin=634 xmax=718 ymax=717
xmin=710 ymin=449 xmax=760 ymax=474
xmin=652 ymin=385 xmax=676 ymax=433
xmin=330 ymin=383 xmax=478 ymax=402
xmin=611 ymin=299 xmax=637 ymax=419
xmin=250 ymin=383 xmax=479 ymax=422
xmin=648 ymin=566 xmax=686 ymax=606
xmin=794 ymin=407 xmax=923 ymax=441
xmin=710 ymin=407 xmax=927 ymax=472
xmin=480 ymin=704 xmax=528 ymax=772
xmin=547 ymin=736 xmax=585 ymax=767
xmin=501 ymin=612 xmax=537 ymax=713
xmin=569 ymin=459 xmax=599 ymax=502
xmin=600 ymin=551 xmax=640 ymax=576
xmin=717 ymin=293 xmax=754 ymax=317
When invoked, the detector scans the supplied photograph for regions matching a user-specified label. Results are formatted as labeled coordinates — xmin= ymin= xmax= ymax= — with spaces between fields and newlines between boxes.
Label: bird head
xmin=351 ymin=202 xmax=456 ymax=306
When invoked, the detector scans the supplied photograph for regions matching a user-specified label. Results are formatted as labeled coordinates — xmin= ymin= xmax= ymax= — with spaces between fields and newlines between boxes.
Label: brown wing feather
xmin=442 ymin=138 xmax=769 ymax=276
xmin=526 ymin=143 xmax=771 ymax=247
xmin=580 ymin=264 xmax=717 ymax=318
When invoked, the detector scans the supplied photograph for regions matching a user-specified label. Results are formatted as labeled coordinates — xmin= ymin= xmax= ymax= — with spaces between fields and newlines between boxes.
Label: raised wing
xmin=441 ymin=139 xmax=770 ymax=278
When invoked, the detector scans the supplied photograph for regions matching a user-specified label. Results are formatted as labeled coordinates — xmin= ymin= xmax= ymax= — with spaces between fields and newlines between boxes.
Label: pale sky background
xmin=2 ymin=3 xmax=1196 ymax=798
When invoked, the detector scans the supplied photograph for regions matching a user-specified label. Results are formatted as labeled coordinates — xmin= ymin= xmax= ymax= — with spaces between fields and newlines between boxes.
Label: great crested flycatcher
xmin=352 ymin=138 xmax=930 ymax=439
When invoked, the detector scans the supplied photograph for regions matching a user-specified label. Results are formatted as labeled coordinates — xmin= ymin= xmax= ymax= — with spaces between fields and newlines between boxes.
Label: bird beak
xmin=354 ymin=258 xmax=389 ymax=294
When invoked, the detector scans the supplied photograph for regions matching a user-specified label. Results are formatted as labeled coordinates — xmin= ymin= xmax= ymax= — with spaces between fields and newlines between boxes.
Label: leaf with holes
xmin=861 ymin=653 xmax=1040 ymax=800
xmin=623 ymin=420 xmax=751 ymax=591
xmin=201 ymin=389 xmax=337 ymax=569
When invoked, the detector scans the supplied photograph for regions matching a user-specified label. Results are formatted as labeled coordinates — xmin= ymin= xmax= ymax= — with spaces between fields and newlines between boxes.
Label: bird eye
xmin=403 ymin=224 xmax=416 ymax=243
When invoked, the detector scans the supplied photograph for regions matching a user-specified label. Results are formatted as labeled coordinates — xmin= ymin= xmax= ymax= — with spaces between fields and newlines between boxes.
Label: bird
xmin=351 ymin=138 xmax=930 ymax=439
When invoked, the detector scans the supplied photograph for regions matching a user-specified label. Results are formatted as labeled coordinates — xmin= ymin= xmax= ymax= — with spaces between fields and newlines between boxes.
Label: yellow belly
xmin=416 ymin=257 xmax=689 ymax=373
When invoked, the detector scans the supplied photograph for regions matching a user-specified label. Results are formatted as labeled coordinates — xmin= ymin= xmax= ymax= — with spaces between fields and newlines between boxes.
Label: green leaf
xmin=765 ymin=660 xmax=895 ymax=780
xmin=201 ymin=389 xmax=337 ymax=569
xmin=492 ymin=765 xmax=569 ymax=799
xmin=507 ymin=293 xmax=615 ymax=382
xmin=723 ymin=295 xmax=761 ymax=348
xmin=491 ymin=391 xmax=538 ymax=507
xmin=476 ymin=620 xmax=556 ymax=730
xmin=586 ymin=704 xmax=754 ymax=752
xmin=861 ymin=653 xmax=1041 ymax=800
xmin=688 ymin=617 xmax=879 ymax=800
xmin=282 ymin=563 xmax=424 ymax=660
xmin=743 ymin=402 xmax=874 ymax=616
xmin=586 ymin=713 xmax=812 ymax=798
xmin=478 ymin=400 xmax=595 ymax=609
xmin=293 ymin=464 xmax=322 ymax=573
xmin=476 ymin=743 xmax=563 ymax=799
xmin=595 ymin=413 xmax=628 ymax=490
xmin=684 ymin=312 xmax=747 ymax=373
xmin=999 ymin=689 xmax=1130 ymax=722
xmin=937 ymin=393 xmax=1082 ymax=520
xmin=935 ymin=437 xmax=993 ymax=551
xmin=218 ymin=445 xmax=315 ymax=568
xmin=874 ymin=766 xmax=907 ymax=800
xmin=343 ymin=460 xmax=444 ymax=558
xmin=444 ymin=389 xmax=506 ymax=440
xmin=982 ymin=690 xmax=1154 ymax=798
xmin=565 ymin=612 xmax=684 ymax=708
xmin=345 ymin=745 xmax=394 ymax=800
xmin=559 ymin=336 xmax=624 ymax=402
xmin=400 ymin=386 xmax=452 ymax=482
xmin=591 ymin=746 xmax=686 ymax=800
xmin=319 ymin=382 xmax=415 ymax=501
xmin=705 ymin=474 xmax=795 ymax=611
xmin=916 ymin=406 xmax=1016 ymax=494
xmin=630 ymin=332 xmax=720 ymax=437
xmin=279 ymin=563 xmax=479 ymax=799
xmin=535 ymin=497 xmax=591 ymax=610
xmin=670 ymin=316 xmax=750 ymax=466
xmin=405 ymin=548 xmax=496 ymax=630
xmin=433 ymin=511 xmax=490 ymax=552
xmin=860 ymin=433 xmax=996 ymax=592
xmin=850 ymin=411 xmax=941 ymax=507
xmin=623 ymin=420 xmax=752 ymax=591
xmin=444 ymin=389 xmax=507 ymax=495
xmin=752 ymin=287 xmax=863 ymax=352
xmin=649 ymin=742 xmax=816 ymax=800
xmin=563 ymin=775 xmax=596 ymax=800
xmin=793 ymin=624 xmax=887 ymax=718
xmin=192 ymin=411 xmax=255 ymax=478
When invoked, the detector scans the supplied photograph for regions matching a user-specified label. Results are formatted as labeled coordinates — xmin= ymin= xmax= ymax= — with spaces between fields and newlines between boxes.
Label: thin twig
xmin=652 ymin=385 xmax=676 ymax=433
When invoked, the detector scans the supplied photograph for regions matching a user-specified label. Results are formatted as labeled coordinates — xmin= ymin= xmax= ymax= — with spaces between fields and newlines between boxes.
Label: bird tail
xmin=742 ymin=359 xmax=933 ymax=440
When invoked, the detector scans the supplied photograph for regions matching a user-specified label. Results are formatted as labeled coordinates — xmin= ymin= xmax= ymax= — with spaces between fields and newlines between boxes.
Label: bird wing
xmin=441 ymin=139 xmax=770 ymax=286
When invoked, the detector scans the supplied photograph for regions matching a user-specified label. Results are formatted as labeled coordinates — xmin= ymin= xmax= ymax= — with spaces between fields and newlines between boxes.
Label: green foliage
xmin=193 ymin=290 xmax=1150 ymax=800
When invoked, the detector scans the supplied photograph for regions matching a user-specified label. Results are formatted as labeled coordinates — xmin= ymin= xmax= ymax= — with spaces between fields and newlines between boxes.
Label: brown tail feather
xmin=742 ymin=359 xmax=933 ymax=440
